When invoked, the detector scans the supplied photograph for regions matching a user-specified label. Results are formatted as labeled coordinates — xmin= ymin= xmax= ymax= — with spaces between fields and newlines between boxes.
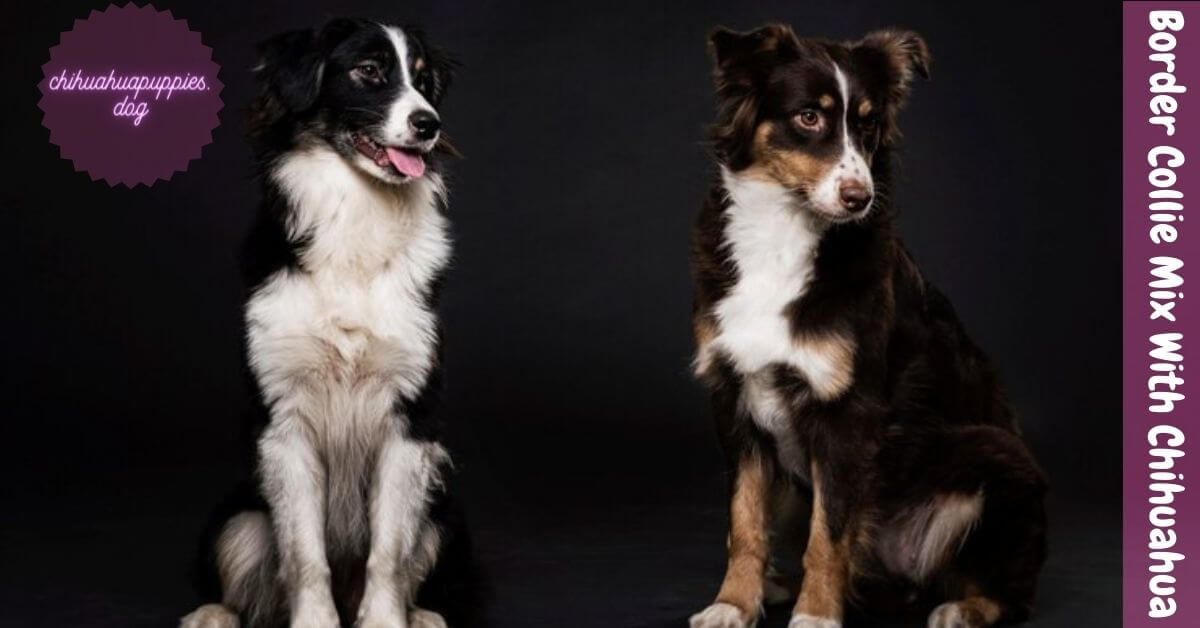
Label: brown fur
xmin=853 ymin=29 xmax=931 ymax=145
xmin=793 ymin=332 xmax=856 ymax=400
xmin=692 ymin=24 xmax=1046 ymax=628
xmin=743 ymin=121 xmax=834 ymax=191
xmin=714 ymin=454 xmax=771 ymax=619
xmin=794 ymin=464 xmax=850 ymax=620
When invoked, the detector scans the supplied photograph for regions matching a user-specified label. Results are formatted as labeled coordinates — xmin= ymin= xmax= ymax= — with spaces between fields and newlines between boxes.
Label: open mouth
xmin=352 ymin=134 xmax=427 ymax=178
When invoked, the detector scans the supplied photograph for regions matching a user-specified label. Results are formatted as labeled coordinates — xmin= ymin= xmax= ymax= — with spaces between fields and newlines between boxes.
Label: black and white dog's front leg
xmin=259 ymin=416 xmax=341 ymax=628
xmin=356 ymin=423 xmax=450 ymax=628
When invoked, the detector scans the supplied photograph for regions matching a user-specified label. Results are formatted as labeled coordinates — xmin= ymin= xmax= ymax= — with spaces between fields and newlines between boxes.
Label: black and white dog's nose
xmin=409 ymin=110 xmax=441 ymax=141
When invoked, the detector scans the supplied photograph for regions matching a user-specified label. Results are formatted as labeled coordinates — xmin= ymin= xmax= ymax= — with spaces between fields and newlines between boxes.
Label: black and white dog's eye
xmin=353 ymin=62 xmax=383 ymax=82
xmin=861 ymin=116 xmax=879 ymax=131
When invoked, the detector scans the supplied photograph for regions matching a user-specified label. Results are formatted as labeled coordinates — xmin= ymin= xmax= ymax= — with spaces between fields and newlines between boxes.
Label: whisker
xmin=345 ymin=107 xmax=386 ymax=120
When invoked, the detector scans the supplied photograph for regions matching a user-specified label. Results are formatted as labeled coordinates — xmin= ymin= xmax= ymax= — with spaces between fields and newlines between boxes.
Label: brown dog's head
xmin=709 ymin=24 xmax=930 ymax=222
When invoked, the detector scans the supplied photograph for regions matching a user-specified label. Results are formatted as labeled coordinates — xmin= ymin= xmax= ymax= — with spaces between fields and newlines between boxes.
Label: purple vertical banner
xmin=1124 ymin=3 xmax=1199 ymax=627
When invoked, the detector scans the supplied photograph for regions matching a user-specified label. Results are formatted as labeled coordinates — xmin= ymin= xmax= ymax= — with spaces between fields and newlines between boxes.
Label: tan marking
xmin=413 ymin=57 xmax=426 ymax=72
xmin=743 ymin=121 xmax=835 ymax=190
xmin=794 ymin=464 xmax=850 ymax=622
xmin=693 ymin=315 xmax=719 ymax=376
xmin=957 ymin=583 xmax=1005 ymax=625
xmin=964 ymin=595 xmax=1003 ymax=624
xmin=857 ymin=99 xmax=873 ymax=117
xmin=713 ymin=453 xmax=771 ymax=619
xmin=694 ymin=315 xmax=718 ymax=347
xmin=758 ymin=24 xmax=797 ymax=52
xmin=819 ymin=94 xmax=835 ymax=110
xmin=793 ymin=331 xmax=856 ymax=400
xmin=930 ymin=595 xmax=1003 ymax=627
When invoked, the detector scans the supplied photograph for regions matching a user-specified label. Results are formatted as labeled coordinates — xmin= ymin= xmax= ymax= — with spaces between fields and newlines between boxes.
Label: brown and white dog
xmin=688 ymin=25 xmax=1046 ymax=628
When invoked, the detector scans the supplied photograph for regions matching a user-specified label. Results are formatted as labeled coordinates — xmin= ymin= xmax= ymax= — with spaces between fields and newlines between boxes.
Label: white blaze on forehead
xmin=833 ymin=63 xmax=871 ymax=184
xmin=383 ymin=25 xmax=413 ymax=85
xmin=382 ymin=25 xmax=436 ymax=144
xmin=809 ymin=62 xmax=874 ymax=216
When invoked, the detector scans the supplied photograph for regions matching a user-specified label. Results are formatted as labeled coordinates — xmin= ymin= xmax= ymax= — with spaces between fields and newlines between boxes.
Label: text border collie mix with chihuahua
xmin=688 ymin=25 xmax=1046 ymax=628
xmin=182 ymin=18 xmax=464 ymax=628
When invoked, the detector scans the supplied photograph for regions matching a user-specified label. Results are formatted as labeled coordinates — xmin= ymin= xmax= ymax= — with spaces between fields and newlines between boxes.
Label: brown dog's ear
xmin=854 ymin=29 xmax=930 ymax=145
xmin=707 ymin=24 xmax=801 ymax=169
xmin=708 ymin=24 xmax=800 ymax=81
xmin=856 ymin=29 xmax=931 ymax=94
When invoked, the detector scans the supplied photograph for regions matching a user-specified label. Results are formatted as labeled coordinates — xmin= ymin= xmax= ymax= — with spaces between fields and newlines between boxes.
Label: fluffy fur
xmin=689 ymin=25 xmax=1046 ymax=628
xmin=183 ymin=18 xmax=473 ymax=628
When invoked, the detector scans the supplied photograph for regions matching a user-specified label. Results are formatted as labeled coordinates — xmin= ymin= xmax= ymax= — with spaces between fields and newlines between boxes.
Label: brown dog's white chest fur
xmin=696 ymin=170 xmax=856 ymax=476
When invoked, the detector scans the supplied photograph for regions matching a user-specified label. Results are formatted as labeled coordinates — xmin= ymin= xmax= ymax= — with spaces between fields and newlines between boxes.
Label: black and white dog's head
xmin=252 ymin=18 xmax=455 ymax=185
xmin=708 ymin=25 xmax=930 ymax=222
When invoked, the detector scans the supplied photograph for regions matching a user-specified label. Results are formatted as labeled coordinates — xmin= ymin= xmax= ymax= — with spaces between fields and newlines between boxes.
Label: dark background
xmin=2 ymin=1 xmax=1120 ymax=626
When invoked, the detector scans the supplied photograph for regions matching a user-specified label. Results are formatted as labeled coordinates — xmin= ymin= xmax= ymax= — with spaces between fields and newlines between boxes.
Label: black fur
xmin=189 ymin=17 xmax=481 ymax=628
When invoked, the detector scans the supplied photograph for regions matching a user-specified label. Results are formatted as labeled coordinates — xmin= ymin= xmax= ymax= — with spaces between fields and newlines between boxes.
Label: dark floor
xmin=0 ymin=456 xmax=1120 ymax=628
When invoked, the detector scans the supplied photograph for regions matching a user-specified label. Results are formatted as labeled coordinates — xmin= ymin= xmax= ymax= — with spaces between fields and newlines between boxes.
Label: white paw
xmin=355 ymin=617 xmax=405 ymax=628
xmin=788 ymin=614 xmax=841 ymax=628
xmin=180 ymin=604 xmax=239 ymax=628
xmin=355 ymin=588 xmax=406 ymax=628
xmin=291 ymin=601 xmax=340 ymax=628
xmin=928 ymin=602 xmax=977 ymax=628
xmin=355 ymin=605 xmax=406 ymax=628
xmin=689 ymin=602 xmax=754 ymax=628
xmin=409 ymin=608 xmax=448 ymax=628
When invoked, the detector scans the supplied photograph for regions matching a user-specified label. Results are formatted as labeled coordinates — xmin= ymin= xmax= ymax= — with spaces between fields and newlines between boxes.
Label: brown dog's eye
xmin=794 ymin=109 xmax=823 ymax=131
xmin=860 ymin=115 xmax=879 ymax=132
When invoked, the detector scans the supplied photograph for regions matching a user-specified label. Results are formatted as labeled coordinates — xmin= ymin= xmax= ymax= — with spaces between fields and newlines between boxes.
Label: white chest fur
xmin=711 ymin=170 xmax=822 ymax=377
xmin=707 ymin=170 xmax=857 ymax=476
xmin=245 ymin=148 xmax=451 ymax=426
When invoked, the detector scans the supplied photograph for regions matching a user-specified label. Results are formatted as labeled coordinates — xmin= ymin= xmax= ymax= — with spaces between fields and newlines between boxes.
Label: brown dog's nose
xmin=839 ymin=182 xmax=872 ymax=213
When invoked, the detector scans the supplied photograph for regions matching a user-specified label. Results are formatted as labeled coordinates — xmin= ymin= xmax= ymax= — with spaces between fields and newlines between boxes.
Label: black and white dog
xmin=182 ymin=18 xmax=462 ymax=628
xmin=689 ymin=25 xmax=1046 ymax=628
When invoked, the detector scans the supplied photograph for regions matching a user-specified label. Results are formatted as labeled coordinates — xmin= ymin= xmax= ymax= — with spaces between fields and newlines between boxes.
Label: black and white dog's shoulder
xmin=184 ymin=18 xmax=467 ymax=628
xmin=689 ymin=25 xmax=1046 ymax=628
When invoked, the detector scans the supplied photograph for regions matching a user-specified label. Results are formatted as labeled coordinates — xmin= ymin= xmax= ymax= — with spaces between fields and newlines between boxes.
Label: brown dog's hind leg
xmin=919 ymin=426 xmax=1048 ymax=627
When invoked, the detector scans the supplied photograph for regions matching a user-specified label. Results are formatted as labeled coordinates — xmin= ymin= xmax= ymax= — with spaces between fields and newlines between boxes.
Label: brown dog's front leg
xmin=791 ymin=462 xmax=850 ymax=628
xmin=690 ymin=451 xmax=772 ymax=628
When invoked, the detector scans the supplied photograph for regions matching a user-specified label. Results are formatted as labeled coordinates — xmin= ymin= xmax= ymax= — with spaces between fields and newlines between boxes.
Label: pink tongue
xmin=385 ymin=147 xmax=425 ymax=178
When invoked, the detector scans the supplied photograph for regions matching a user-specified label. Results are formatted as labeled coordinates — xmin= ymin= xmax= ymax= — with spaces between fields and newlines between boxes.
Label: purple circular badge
xmin=37 ymin=4 xmax=223 ymax=187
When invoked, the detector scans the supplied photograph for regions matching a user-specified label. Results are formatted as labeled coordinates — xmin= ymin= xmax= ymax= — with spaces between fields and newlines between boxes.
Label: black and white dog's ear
xmin=425 ymin=47 xmax=458 ymax=106
xmin=255 ymin=28 xmax=323 ymax=112
xmin=404 ymin=27 xmax=458 ymax=107
xmin=254 ymin=19 xmax=362 ymax=113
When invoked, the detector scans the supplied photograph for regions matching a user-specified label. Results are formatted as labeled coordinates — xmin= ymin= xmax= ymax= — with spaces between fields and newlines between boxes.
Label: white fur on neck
xmin=248 ymin=145 xmax=451 ymax=409
xmin=711 ymin=168 xmax=856 ymax=475
xmin=272 ymin=146 xmax=448 ymax=275
xmin=713 ymin=167 xmax=823 ymax=376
